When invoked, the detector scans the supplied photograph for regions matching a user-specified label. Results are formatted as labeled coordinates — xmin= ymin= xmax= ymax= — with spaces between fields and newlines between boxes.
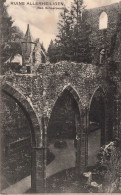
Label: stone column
xmin=75 ymin=112 xmax=81 ymax=175
xmin=113 ymin=96 xmax=121 ymax=139
xmin=77 ymin=106 xmax=89 ymax=174
xmin=82 ymin=107 xmax=89 ymax=167
xmin=31 ymin=116 xmax=48 ymax=193
xmin=42 ymin=116 xmax=48 ymax=192
xmin=31 ymin=147 xmax=45 ymax=193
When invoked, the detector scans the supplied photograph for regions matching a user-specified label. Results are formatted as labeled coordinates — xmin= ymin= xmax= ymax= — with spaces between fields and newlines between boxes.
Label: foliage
xmin=47 ymin=40 xmax=61 ymax=63
xmin=96 ymin=138 xmax=121 ymax=192
xmin=1 ymin=0 xmax=24 ymax=74
xmin=47 ymin=0 xmax=92 ymax=63
xmin=3 ymin=63 xmax=22 ymax=74
xmin=1 ymin=0 xmax=13 ymax=43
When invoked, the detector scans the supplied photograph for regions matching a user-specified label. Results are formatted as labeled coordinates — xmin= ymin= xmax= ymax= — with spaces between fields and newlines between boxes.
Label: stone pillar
xmin=113 ymin=97 xmax=121 ymax=139
xmin=42 ymin=116 xmax=48 ymax=192
xmin=82 ymin=107 xmax=89 ymax=167
xmin=31 ymin=147 xmax=45 ymax=193
xmin=31 ymin=116 xmax=48 ymax=193
xmin=77 ymin=106 xmax=89 ymax=174
xmin=75 ymin=112 xmax=81 ymax=175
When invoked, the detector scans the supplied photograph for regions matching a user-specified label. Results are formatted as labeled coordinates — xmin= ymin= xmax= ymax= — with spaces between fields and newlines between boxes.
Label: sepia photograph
xmin=0 ymin=0 xmax=121 ymax=194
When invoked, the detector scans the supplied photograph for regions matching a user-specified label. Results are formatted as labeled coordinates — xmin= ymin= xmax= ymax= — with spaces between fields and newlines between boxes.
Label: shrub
xmin=96 ymin=138 xmax=121 ymax=192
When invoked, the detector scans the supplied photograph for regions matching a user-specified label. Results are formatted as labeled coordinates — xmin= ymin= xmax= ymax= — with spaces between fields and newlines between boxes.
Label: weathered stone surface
xmin=1 ymin=1 xmax=121 ymax=193
xmin=83 ymin=172 xmax=92 ymax=185
xmin=86 ymin=1 xmax=121 ymax=65
xmin=90 ymin=182 xmax=102 ymax=192
xmin=106 ymin=179 xmax=119 ymax=193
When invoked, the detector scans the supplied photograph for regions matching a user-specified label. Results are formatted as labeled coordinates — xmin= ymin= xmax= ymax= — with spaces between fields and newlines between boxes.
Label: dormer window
xmin=99 ymin=12 xmax=108 ymax=30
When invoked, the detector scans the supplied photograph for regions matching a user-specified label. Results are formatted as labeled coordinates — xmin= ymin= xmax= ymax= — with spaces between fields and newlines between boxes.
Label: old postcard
xmin=1 ymin=0 xmax=121 ymax=194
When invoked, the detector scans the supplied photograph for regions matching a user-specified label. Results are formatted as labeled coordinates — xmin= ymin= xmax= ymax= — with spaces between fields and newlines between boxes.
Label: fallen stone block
xmin=82 ymin=172 xmax=92 ymax=185
xmin=90 ymin=181 xmax=102 ymax=192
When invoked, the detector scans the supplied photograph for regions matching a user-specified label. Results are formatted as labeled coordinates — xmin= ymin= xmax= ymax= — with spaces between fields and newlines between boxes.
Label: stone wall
xmin=40 ymin=62 xmax=106 ymax=115
xmin=1 ymin=1 xmax=121 ymax=192
xmin=86 ymin=2 xmax=121 ymax=65
xmin=2 ymin=61 xmax=114 ymax=143
xmin=1 ymin=36 xmax=119 ymax=192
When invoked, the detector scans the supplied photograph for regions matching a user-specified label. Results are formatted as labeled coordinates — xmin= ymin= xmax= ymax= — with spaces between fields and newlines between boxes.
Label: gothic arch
xmin=87 ymin=86 xmax=106 ymax=165
xmin=89 ymin=86 xmax=106 ymax=111
xmin=47 ymin=85 xmax=82 ymax=133
xmin=2 ymin=82 xmax=41 ymax=147
xmin=89 ymin=86 xmax=106 ymax=145
xmin=59 ymin=85 xmax=81 ymax=107
xmin=49 ymin=85 xmax=82 ymax=120
xmin=99 ymin=11 xmax=108 ymax=29
xmin=46 ymin=85 xmax=84 ymax=176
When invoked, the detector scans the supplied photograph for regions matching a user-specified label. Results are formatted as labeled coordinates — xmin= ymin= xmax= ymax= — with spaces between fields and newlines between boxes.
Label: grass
xmin=46 ymin=167 xmax=90 ymax=193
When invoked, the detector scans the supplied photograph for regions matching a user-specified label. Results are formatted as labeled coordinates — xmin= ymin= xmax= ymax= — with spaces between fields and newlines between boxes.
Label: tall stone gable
xmin=21 ymin=24 xmax=46 ymax=73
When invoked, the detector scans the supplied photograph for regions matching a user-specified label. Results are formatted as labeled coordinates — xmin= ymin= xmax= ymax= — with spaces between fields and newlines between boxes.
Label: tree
xmin=47 ymin=40 xmax=60 ymax=63
xmin=56 ymin=8 xmax=72 ymax=61
xmin=69 ymin=0 xmax=92 ymax=62
xmin=74 ymin=9 xmax=92 ymax=63
xmin=55 ymin=0 xmax=85 ymax=61
xmin=1 ymin=0 xmax=24 ymax=74
xmin=47 ymin=0 xmax=92 ymax=63
xmin=1 ymin=0 xmax=13 ymax=43
xmin=47 ymin=7 xmax=75 ymax=62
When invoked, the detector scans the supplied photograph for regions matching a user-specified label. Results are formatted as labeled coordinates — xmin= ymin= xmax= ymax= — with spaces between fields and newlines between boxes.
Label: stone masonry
xmin=1 ymin=1 xmax=121 ymax=193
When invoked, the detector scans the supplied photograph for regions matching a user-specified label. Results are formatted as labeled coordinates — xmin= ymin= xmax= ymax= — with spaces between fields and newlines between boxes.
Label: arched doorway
xmin=88 ymin=87 xmax=105 ymax=166
xmin=1 ymin=83 xmax=42 ymax=193
xmin=46 ymin=86 xmax=81 ymax=186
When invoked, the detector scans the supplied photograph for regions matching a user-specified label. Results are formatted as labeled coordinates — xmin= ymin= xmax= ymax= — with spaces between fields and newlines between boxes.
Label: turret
xmin=21 ymin=24 xmax=35 ymax=73
xmin=21 ymin=24 xmax=46 ymax=74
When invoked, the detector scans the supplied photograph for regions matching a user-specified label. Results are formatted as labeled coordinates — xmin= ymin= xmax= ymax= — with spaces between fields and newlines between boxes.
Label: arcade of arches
xmin=1 ymin=1 xmax=121 ymax=192
xmin=1 ymin=58 xmax=119 ymax=193
xmin=1 ymin=79 xmax=116 ymax=193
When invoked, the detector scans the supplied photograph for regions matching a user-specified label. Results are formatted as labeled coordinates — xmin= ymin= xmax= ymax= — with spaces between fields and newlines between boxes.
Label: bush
xmin=96 ymin=138 xmax=121 ymax=192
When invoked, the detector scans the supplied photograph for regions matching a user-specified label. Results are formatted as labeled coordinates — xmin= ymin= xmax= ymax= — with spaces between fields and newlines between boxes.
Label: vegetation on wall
xmin=91 ymin=138 xmax=121 ymax=192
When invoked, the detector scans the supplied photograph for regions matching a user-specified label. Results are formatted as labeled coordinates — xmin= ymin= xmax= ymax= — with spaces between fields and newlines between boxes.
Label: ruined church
xmin=1 ymin=1 xmax=121 ymax=193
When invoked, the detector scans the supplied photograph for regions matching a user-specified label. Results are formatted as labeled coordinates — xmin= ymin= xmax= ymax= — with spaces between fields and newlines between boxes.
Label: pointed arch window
xmin=99 ymin=12 xmax=108 ymax=30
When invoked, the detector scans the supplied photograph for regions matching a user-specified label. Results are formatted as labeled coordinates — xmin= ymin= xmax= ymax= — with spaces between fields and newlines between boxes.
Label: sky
xmin=6 ymin=0 xmax=121 ymax=50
